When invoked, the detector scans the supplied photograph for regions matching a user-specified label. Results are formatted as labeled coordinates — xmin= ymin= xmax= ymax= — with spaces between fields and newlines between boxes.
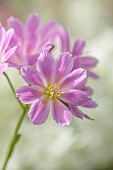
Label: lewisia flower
xmin=16 ymin=51 xmax=96 ymax=126
xmin=57 ymin=28 xmax=99 ymax=79
xmin=7 ymin=13 xmax=59 ymax=68
xmin=0 ymin=24 xmax=17 ymax=75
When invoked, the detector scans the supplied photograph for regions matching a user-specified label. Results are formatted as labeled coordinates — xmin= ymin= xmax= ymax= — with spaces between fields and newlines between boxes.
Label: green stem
xmin=3 ymin=72 xmax=24 ymax=110
xmin=2 ymin=108 xmax=27 ymax=170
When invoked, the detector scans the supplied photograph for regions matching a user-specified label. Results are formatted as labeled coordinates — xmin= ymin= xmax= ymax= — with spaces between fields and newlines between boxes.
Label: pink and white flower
xmin=16 ymin=51 xmax=96 ymax=126
xmin=57 ymin=28 xmax=99 ymax=79
xmin=7 ymin=13 xmax=59 ymax=68
xmin=0 ymin=24 xmax=17 ymax=75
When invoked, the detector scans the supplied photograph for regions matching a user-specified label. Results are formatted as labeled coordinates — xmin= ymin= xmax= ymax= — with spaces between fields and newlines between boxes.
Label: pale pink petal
xmin=26 ymin=54 xmax=38 ymax=66
xmin=82 ymin=86 xmax=93 ymax=96
xmin=83 ymin=100 xmax=98 ymax=108
xmin=60 ymin=90 xmax=92 ymax=106
xmin=56 ymin=52 xmax=73 ymax=82
xmin=26 ymin=13 xmax=40 ymax=34
xmin=37 ymin=51 xmax=54 ymax=84
xmin=40 ymin=20 xmax=59 ymax=49
xmin=51 ymin=99 xmax=72 ymax=126
xmin=21 ymin=66 xmax=44 ymax=87
xmin=0 ymin=24 xmax=5 ymax=41
xmin=81 ymin=57 xmax=98 ymax=68
xmin=59 ymin=68 xmax=87 ymax=90
xmin=16 ymin=86 xmax=41 ymax=104
xmin=60 ymin=29 xmax=70 ymax=52
xmin=2 ymin=28 xmax=14 ymax=54
xmin=73 ymin=55 xmax=81 ymax=69
xmin=72 ymin=39 xmax=86 ymax=56
xmin=69 ymin=105 xmax=84 ymax=119
xmin=70 ymin=105 xmax=94 ymax=120
xmin=25 ymin=13 xmax=40 ymax=54
xmin=88 ymin=71 xmax=99 ymax=79
xmin=28 ymin=100 xmax=50 ymax=125
xmin=41 ymin=20 xmax=58 ymax=40
xmin=2 ymin=46 xmax=17 ymax=62
xmin=0 ymin=25 xmax=5 ymax=50
xmin=72 ymin=56 xmax=99 ymax=80
xmin=84 ymin=114 xmax=94 ymax=120
xmin=63 ymin=29 xmax=70 ymax=51
xmin=0 ymin=63 xmax=8 ymax=75
xmin=8 ymin=52 xmax=27 ymax=68
xmin=8 ymin=35 xmax=22 ymax=56
xmin=44 ymin=44 xmax=54 ymax=53
xmin=8 ymin=17 xmax=24 ymax=40
xmin=26 ymin=33 xmax=40 ymax=54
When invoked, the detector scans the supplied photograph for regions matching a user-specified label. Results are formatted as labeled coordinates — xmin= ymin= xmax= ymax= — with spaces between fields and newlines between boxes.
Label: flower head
xmin=16 ymin=51 xmax=96 ymax=126
xmin=0 ymin=24 xmax=17 ymax=75
xmin=57 ymin=28 xmax=99 ymax=79
xmin=7 ymin=13 xmax=59 ymax=68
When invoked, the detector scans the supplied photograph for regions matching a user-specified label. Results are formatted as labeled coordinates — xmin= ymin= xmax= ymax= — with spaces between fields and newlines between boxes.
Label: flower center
xmin=29 ymin=50 xmax=34 ymax=55
xmin=46 ymin=83 xmax=61 ymax=99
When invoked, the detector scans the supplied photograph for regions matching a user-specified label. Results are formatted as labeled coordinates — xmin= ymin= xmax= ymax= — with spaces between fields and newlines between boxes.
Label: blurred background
xmin=0 ymin=0 xmax=113 ymax=170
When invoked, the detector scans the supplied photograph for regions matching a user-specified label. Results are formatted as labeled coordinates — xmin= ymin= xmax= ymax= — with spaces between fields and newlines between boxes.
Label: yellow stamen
xmin=45 ymin=83 xmax=61 ymax=99
xmin=29 ymin=50 xmax=34 ymax=55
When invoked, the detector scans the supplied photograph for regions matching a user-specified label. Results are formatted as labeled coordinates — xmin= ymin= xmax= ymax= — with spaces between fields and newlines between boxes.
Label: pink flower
xmin=16 ymin=51 xmax=96 ymax=126
xmin=0 ymin=24 xmax=17 ymax=75
xmin=7 ymin=13 xmax=59 ymax=68
xmin=57 ymin=28 xmax=99 ymax=79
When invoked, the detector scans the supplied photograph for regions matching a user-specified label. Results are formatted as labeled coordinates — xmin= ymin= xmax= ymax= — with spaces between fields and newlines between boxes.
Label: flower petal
xmin=25 ymin=13 xmax=40 ymax=54
xmin=82 ymin=86 xmax=93 ymax=96
xmin=8 ymin=17 xmax=24 ymax=40
xmin=26 ymin=13 xmax=40 ymax=34
xmin=21 ymin=66 xmax=44 ymax=87
xmin=60 ymin=89 xmax=92 ymax=106
xmin=26 ymin=54 xmax=38 ymax=66
xmin=81 ymin=56 xmax=98 ymax=68
xmin=83 ymin=114 xmax=94 ymax=120
xmin=72 ymin=39 xmax=86 ymax=56
xmin=26 ymin=33 xmax=40 ymax=55
xmin=28 ymin=100 xmax=50 ymax=125
xmin=0 ymin=63 xmax=8 ymax=75
xmin=72 ymin=55 xmax=81 ymax=69
xmin=63 ymin=29 xmax=70 ymax=51
xmin=70 ymin=105 xmax=94 ymax=120
xmin=70 ymin=105 xmax=84 ymax=119
xmin=37 ymin=51 xmax=54 ymax=84
xmin=2 ymin=46 xmax=17 ymax=62
xmin=88 ymin=71 xmax=99 ymax=79
xmin=41 ymin=20 xmax=58 ymax=43
xmin=51 ymin=99 xmax=72 ymax=126
xmin=59 ymin=68 xmax=87 ymax=90
xmin=0 ymin=25 xmax=5 ymax=51
xmin=16 ymin=86 xmax=41 ymax=104
xmin=60 ymin=29 xmax=70 ymax=52
xmin=56 ymin=52 xmax=73 ymax=83
xmin=2 ymin=28 xmax=15 ymax=54
xmin=83 ymin=100 xmax=98 ymax=108
xmin=7 ymin=53 xmax=27 ymax=68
